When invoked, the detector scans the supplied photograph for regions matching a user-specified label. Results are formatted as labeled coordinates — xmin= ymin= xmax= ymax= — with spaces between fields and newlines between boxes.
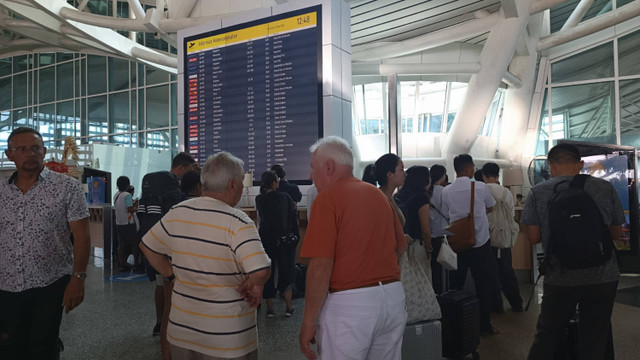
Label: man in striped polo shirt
xmin=141 ymin=152 xmax=271 ymax=360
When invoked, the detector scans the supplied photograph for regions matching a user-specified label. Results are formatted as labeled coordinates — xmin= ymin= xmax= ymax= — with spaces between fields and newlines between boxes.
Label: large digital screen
xmin=183 ymin=6 xmax=322 ymax=182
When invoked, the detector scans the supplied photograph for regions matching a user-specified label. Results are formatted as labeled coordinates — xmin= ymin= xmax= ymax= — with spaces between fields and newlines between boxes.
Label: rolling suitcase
xmin=401 ymin=320 xmax=442 ymax=360
xmin=437 ymin=290 xmax=480 ymax=360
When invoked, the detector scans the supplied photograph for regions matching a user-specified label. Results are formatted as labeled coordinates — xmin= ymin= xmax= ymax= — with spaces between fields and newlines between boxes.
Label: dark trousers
xmin=528 ymin=281 xmax=617 ymax=360
xmin=263 ymin=240 xmax=297 ymax=299
xmin=0 ymin=275 xmax=69 ymax=360
xmin=491 ymin=247 xmax=523 ymax=311
xmin=116 ymin=223 xmax=141 ymax=267
xmin=452 ymin=240 xmax=497 ymax=332
xmin=430 ymin=236 xmax=446 ymax=294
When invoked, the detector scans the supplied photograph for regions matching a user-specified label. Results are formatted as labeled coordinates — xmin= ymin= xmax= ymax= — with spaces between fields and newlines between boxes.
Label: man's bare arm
xmin=139 ymin=242 xmax=173 ymax=277
xmin=63 ymin=217 xmax=90 ymax=313
xmin=527 ymin=225 xmax=542 ymax=244
xmin=300 ymin=258 xmax=333 ymax=360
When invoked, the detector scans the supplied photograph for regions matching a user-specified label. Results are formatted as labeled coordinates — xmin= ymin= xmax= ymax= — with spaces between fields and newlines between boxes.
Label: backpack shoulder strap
xmin=571 ymin=174 xmax=589 ymax=189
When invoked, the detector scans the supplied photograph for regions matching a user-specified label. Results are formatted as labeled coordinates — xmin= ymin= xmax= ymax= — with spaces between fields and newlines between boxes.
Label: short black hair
xmin=116 ymin=176 xmax=131 ymax=191
xmin=429 ymin=164 xmax=446 ymax=185
xmin=8 ymin=127 xmax=43 ymax=147
xmin=172 ymin=152 xmax=195 ymax=169
xmin=270 ymin=164 xmax=285 ymax=179
xmin=260 ymin=170 xmax=279 ymax=194
xmin=453 ymin=154 xmax=474 ymax=174
xmin=547 ymin=143 xmax=581 ymax=164
xmin=180 ymin=170 xmax=201 ymax=195
xmin=474 ymin=169 xmax=484 ymax=182
xmin=374 ymin=153 xmax=400 ymax=187
xmin=361 ymin=164 xmax=376 ymax=185
xmin=482 ymin=162 xmax=500 ymax=178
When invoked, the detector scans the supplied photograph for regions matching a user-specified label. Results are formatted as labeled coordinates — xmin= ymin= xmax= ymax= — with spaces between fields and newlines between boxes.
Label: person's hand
xmin=236 ymin=279 xmax=263 ymax=308
xmin=62 ymin=276 xmax=85 ymax=314
xmin=299 ymin=321 xmax=318 ymax=360
xmin=424 ymin=241 xmax=434 ymax=260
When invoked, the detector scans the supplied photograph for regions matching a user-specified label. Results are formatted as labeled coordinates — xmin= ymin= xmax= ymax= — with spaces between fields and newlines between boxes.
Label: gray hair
xmin=309 ymin=136 xmax=353 ymax=168
xmin=201 ymin=152 xmax=244 ymax=193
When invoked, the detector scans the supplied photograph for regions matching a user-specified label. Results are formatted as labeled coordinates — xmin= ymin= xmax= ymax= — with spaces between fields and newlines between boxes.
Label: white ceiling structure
xmin=0 ymin=0 xmax=637 ymax=73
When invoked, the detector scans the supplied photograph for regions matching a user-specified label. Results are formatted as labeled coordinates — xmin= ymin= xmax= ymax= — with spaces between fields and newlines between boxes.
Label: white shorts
xmin=317 ymin=281 xmax=407 ymax=360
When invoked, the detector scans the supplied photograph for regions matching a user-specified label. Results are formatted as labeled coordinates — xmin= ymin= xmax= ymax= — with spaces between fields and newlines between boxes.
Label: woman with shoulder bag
xmin=255 ymin=170 xmax=299 ymax=318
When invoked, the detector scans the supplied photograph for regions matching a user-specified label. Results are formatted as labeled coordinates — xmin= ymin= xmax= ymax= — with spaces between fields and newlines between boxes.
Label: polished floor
xmin=58 ymin=255 xmax=640 ymax=360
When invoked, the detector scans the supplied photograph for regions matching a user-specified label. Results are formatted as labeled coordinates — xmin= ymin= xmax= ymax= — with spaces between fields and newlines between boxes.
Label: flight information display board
xmin=183 ymin=6 xmax=322 ymax=182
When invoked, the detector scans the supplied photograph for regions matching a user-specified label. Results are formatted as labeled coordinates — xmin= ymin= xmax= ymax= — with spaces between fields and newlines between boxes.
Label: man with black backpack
xmin=522 ymin=144 xmax=624 ymax=360
xmin=137 ymin=152 xmax=195 ymax=360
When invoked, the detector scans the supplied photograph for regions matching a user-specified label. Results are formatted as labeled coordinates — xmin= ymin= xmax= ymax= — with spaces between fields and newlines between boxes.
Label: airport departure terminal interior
xmin=1 ymin=0 xmax=640 ymax=359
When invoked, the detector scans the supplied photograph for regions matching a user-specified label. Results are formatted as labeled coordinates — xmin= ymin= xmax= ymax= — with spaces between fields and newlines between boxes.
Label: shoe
xmin=285 ymin=308 xmax=294 ymax=317
xmin=480 ymin=327 xmax=500 ymax=337
xmin=152 ymin=323 xmax=161 ymax=336
xmin=266 ymin=309 xmax=275 ymax=318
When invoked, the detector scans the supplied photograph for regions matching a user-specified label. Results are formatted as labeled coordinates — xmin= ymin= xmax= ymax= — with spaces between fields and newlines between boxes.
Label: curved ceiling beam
xmin=127 ymin=0 xmax=145 ymax=20
xmin=131 ymin=45 xmax=176 ymax=68
xmin=58 ymin=5 xmax=227 ymax=33
xmin=351 ymin=11 xmax=502 ymax=61
xmin=538 ymin=1 xmax=640 ymax=50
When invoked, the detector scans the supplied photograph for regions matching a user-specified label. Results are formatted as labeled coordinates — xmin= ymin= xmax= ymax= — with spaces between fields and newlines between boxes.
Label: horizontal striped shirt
xmin=142 ymin=197 xmax=270 ymax=358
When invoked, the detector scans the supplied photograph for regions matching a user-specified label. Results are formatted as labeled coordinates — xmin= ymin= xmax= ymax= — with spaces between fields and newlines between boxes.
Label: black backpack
xmin=547 ymin=174 xmax=612 ymax=270
xmin=137 ymin=171 xmax=185 ymax=235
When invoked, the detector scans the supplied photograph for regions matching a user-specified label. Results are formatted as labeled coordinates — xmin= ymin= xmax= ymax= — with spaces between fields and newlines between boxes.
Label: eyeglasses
xmin=8 ymin=145 xmax=45 ymax=153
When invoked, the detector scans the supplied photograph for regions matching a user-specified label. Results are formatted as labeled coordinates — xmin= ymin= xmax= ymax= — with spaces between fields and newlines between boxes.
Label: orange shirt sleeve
xmin=300 ymin=194 xmax=337 ymax=259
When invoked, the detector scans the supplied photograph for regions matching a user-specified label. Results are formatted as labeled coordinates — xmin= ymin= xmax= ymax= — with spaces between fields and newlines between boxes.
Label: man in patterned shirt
xmin=140 ymin=151 xmax=271 ymax=359
xmin=0 ymin=127 xmax=91 ymax=359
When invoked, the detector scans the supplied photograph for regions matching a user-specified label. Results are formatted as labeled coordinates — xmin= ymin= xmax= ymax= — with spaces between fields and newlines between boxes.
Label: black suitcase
xmin=437 ymin=290 xmax=480 ymax=360
xmin=554 ymin=310 xmax=614 ymax=360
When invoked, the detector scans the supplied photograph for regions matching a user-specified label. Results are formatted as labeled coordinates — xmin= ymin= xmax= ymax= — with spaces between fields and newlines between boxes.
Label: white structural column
xmin=442 ymin=4 xmax=529 ymax=160
xmin=560 ymin=0 xmax=594 ymax=30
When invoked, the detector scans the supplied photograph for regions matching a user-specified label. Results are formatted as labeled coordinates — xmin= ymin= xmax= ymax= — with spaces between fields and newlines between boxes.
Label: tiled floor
xmin=58 ymin=256 xmax=640 ymax=360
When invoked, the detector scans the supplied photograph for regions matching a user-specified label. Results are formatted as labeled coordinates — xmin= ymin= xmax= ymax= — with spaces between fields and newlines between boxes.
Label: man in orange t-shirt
xmin=298 ymin=136 xmax=407 ymax=360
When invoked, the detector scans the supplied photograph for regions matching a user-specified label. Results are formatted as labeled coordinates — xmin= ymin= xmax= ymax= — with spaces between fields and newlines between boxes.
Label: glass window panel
xmin=87 ymin=55 xmax=107 ymax=95
xmin=145 ymin=85 xmax=169 ymax=129
xmin=36 ymin=104 xmax=55 ymax=145
xmin=551 ymin=82 xmax=616 ymax=144
xmin=13 ymin=73 xmax=27 ymax=108
xmin=550 ymin=1 xmax=611 ymax=34
xmin=447 ymin=113 xmax=455 ymax=132
xmin=618 ymin=29 xmax=640 ymax=76
xmin=351 ymin=80 xmax=389 ymax=166
xmin=56 ymin=100 xmax=77 ymax=146
xmin=0 ymin=77 xmax=11 ymax=110
xmin=87 ymin=0 xmax=108 ymax=15
xmin=27 ymin=71 xmax=33 ymax=106
xmin=138 ymin=63 xmax=144 ymax=87
xmin=75 ymin=60 xmax=81 ymax=97
xmin=56 ymin=62 xmax=73 ymax=101
xmin=429 ymin=114 xmax=443 ymax=133
xmin=39 ymin=53 xmax=54 ymax=67
xmin=146 ymin=65 xmax=169 ymax=86
xmin=109 ymin=91 xmax=130 ymax=136
xmin=80 ymin=98 xmax=87 ymax=138
xmin=551 ymin=42 xmax=613 ymax=83
xmin=87 ymin=95 xmax=108 ymax=142
xmin=171 ymin=128 xmax=178 ymax=158
xmin=170 ymin=82 xmax=177 ymax=126
xmin=619 ymin=79 xmax=640 ymax=148
xmin=138 ymin=88 xmax=144 ymax=129
xmin=0 ymin=58 xmax=12 ymax=77
xmin=131 ymin=91 xmax=137 ymax=131
xmin=57 ymin=53 xmax=74 ymax=63
xmin=618 ymin=0 xmax=634 ymax=7
xmin=108 ymin=57 xmax=130 ymax=91
xmin=144 ymin=32 xmax=169 ymax=52
xmin=13 ymin=55 xmax=28 ymax=73
xmin=39 ymin=66 xmax=55 ymax=103
xmin=0 ymin=111 xmax=10 ymax=150
xmin=12 ymin=108 xmax=31 ymax=128
xmin=146 ymin=130 xmax=170 ymax=150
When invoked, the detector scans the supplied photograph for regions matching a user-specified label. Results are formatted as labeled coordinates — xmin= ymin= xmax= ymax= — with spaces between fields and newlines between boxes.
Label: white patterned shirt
xmin=0 ymin=167 xmax=89 ymax=292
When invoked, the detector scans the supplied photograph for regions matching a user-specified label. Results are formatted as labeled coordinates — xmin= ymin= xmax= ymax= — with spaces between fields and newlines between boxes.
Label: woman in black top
xmin=255 ymin=170 xmax=299 ymax=318
xmin=395 ymin=166 xmax=433 ymax=274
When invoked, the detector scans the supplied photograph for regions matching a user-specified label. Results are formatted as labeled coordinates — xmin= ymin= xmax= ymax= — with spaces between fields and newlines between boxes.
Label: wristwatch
xmin=164 ymin=274 xmax=176 ymax=283
xmin=73 ymin=272 xmax=87 ymax=280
